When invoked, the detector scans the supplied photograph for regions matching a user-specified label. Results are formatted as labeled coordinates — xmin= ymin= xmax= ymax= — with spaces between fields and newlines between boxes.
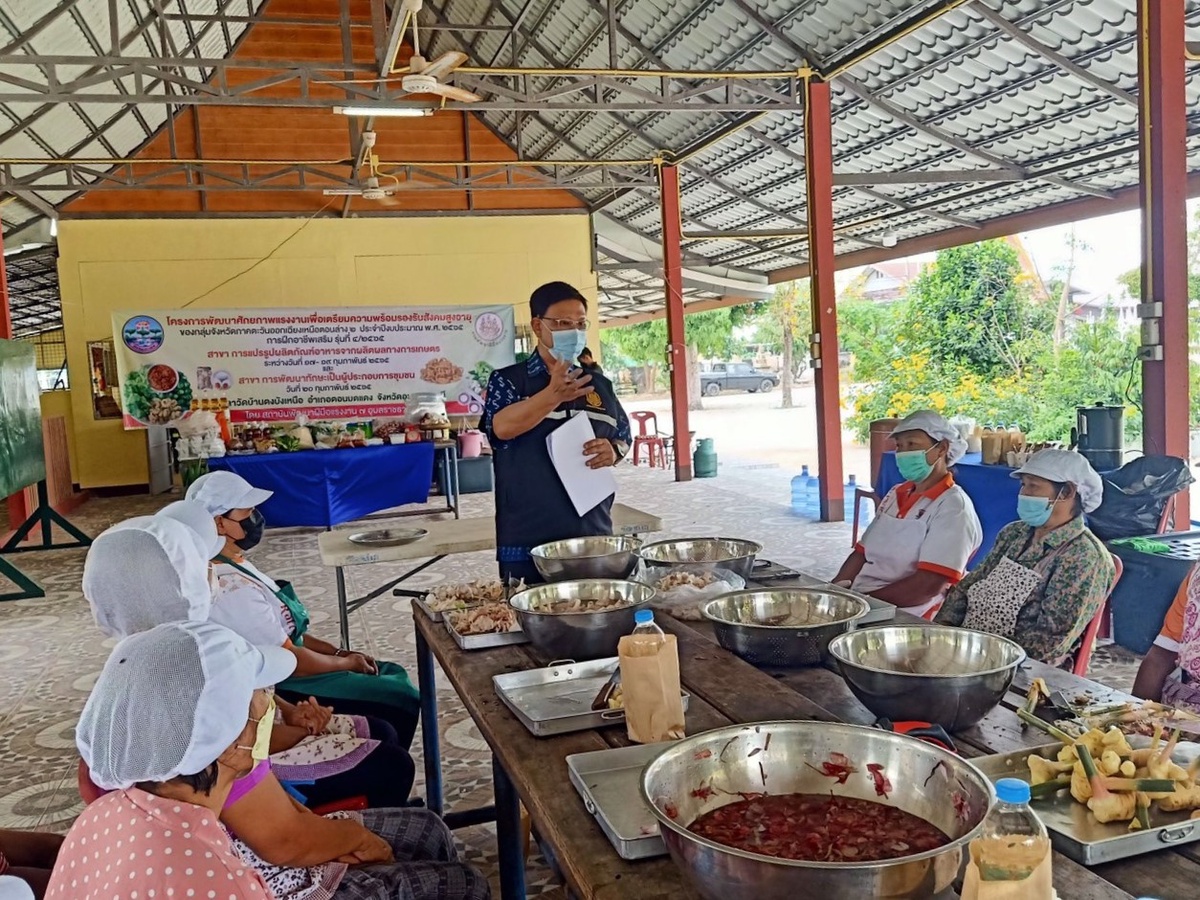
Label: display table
xmin=208 ymin=443 xmax=437 ymax=528
xmin=318 ymin=502 xmax=663 ymax=646
xmin=876 ymin=450 xmax=1018 ymax=567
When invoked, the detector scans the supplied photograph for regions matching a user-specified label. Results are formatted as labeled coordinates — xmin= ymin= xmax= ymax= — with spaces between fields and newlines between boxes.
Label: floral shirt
xmin=935 ymin=517 xmax=1114 ymax=663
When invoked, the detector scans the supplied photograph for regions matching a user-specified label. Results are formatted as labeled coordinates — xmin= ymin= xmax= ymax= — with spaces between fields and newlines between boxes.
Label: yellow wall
xmin=57 ymin=214 xmax=597 ymax=488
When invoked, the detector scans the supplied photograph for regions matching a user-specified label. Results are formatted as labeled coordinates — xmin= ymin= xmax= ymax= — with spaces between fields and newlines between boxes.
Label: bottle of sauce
xmin=962 ymin=778 xmax=1053 ymax=899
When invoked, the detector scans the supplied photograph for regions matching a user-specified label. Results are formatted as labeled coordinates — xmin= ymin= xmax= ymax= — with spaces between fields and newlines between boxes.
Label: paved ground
xmin=0 ymin=459 xmax=1140 ymax=896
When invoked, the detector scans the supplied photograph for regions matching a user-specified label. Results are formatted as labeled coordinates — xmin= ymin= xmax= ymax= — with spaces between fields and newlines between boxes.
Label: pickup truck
xmin=700 ymin=362 xmax=780 ymax=396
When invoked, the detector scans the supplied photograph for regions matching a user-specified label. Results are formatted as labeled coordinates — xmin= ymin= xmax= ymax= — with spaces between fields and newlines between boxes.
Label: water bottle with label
xmin=962 ymin=778 xmax=1053 ymax=899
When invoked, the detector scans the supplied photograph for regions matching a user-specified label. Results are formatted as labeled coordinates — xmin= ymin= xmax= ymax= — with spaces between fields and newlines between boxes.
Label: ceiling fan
xmin=323 ymin=132 xmax=401 ymax=204
xmin=391 ymin=0 xmax=481 ymax=104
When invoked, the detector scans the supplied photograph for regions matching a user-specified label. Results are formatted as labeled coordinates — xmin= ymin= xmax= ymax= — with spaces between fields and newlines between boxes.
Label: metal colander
xmin=702 ymin=588 xmax=871 ymax=667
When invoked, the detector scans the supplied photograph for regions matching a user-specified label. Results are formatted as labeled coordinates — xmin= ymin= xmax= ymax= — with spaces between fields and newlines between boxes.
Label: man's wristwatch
xmin=611 ymin=439 xmax=629 ymax=463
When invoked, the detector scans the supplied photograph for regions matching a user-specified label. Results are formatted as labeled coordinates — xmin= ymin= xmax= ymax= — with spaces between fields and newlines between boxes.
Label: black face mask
xmin=232 ymin=508 xmax=266 ymax=552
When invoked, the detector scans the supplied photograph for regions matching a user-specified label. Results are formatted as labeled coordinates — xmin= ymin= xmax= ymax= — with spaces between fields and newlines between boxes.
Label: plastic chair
xmin=630 ymin=411 xmax=667 ymax=468
xmin=77 ymin=757 xmax=369 ymax=814
xmin=851 ymin=418 xmax=899 ymax=546
xmin=1072 ymin=553 xmax=1123 ymax=677
xmin=663 ymin=430 xmax=696 ymax=468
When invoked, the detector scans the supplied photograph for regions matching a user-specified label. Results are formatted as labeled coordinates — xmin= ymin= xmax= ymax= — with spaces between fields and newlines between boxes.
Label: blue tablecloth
xmin=876 ymin=451 xmax=1016 ymax=569
xmin=208 ymin=443 xmax=436 ymax=528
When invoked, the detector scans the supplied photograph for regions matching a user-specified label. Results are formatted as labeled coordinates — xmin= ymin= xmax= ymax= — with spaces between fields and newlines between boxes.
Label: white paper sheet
xmin=547 ymin=411 xmax=617 ymax=516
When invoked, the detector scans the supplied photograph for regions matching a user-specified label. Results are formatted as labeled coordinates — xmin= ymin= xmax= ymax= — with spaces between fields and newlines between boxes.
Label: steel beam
xmin=805 ymin=80 xmax=844 ymax=523
xmin=660 ymin=165 xmax=692 ymax=482
xmin=1138 ymin=0 xmax=1190 ymax=521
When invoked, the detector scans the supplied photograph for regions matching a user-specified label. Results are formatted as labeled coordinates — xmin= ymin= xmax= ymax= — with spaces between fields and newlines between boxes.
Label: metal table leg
xmin=492 ymin=755 xmax=528 ymax=900
xmin=415 ymin=627 xmax=443 ymax=817
xmin=449 ymin=444 xmax=460 ymax=519
xmin=335 ymin=566 xmax=351 ymax=649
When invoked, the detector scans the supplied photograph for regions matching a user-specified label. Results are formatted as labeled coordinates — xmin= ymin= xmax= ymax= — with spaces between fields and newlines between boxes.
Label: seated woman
xmin=47 ymin=621 xmax=297 ymax=899
xmin=84 ymin=513 xmax=415 ymax=810
xmin=1134 ymin=564 xmax=1200 ymax=712
xmin=833 ymin=410 xmax=982 ymax=618
xmin=0 ymin=830 xmax=63 ymax=899
xmin=186 ymin=471 xmax=421 ymax=747
xmin=935 ymin=449 xmax=1114 ymax=666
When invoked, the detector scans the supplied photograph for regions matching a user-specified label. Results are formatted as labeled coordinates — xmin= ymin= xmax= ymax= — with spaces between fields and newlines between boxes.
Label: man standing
xmin=483 ymin=282 xmax=631 ymax=584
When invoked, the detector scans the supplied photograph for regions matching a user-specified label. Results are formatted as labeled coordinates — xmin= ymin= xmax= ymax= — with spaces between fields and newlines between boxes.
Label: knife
xmin=591 ymin=665 xmax=622 ymax=711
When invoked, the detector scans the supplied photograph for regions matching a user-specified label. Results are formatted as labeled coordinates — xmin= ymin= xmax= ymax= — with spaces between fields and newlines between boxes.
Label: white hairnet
xmin=157 ymin=499 xmax=225 ymax=559
xmin=185 ymin=470 xmax=273 ymax=517
xmin=1013 ymin=449 xmax=1104 ymax=513
xmin=77 ymin=621 xmax=295 ymax=790
xmin=83 ymin=517 xmax=212 ymax=639
xmin=891 ymin=410 xmax=968 ymax=465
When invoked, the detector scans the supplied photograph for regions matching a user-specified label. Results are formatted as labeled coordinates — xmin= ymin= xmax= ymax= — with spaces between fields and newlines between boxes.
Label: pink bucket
xmin=458 ymin=431 xmax=484 ymax=459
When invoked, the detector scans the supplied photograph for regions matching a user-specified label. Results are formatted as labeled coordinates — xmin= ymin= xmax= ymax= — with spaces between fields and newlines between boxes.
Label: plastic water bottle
xmin=963 ymin=778 xmax=1052 ymax=898
xmin=631 ymin=609 xmax=665 ymax=644
xmin=790 ymin=465 xmax=811 ymax=516
xmin=806 ymin=469 xmax=821 ymax=518
xmin=842 ymin=474 xmax=859 ymax=521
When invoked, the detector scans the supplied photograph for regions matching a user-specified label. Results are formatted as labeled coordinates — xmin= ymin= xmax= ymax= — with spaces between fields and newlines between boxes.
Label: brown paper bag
xmin=960 ymin=837 xmax=1053 ymax=900
xmin=618 ymin=633 xmax=686 ymax=744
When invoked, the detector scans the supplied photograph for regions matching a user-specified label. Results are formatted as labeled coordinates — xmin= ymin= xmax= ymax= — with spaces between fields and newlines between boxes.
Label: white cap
xmin=83 ymin=517 xmax=213 ymax=639
xmin=157 ymin=499 xmax=225 ymax=559
xmin=185 ymin=470 xmax=273 ymax=517
xmin=1012 ymin=448 xmax=1104 ymax=513
xmin=78 ymin=621 xmax=295 ymax=790
xmin=892 ymin=410 xmax=968 ymax=465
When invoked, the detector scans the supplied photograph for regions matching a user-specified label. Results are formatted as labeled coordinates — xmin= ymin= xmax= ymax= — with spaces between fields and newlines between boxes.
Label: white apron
xmin=960 ymin=538 xmax=1080 ymax=638
xmin=853 ymin=512 xmax=942 ymax=619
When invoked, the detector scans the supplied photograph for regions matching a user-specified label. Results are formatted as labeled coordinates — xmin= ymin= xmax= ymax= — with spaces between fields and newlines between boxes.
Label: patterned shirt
xmin=482 ymin=352 xmax=631 ymax=452
xmin=45 ymin=788 xmax=272 ymax=900
xmin=935 ymin=517 xmax=1114 ymax=664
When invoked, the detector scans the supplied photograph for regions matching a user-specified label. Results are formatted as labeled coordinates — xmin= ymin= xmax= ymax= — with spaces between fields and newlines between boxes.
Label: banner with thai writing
xmin=110 ymin=305 xmax=515 ymax=428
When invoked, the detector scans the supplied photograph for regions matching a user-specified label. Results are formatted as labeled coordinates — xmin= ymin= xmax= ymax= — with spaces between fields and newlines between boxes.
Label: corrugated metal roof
xmin=1 ymin=1 xmax=1196 ymax=324
xmin=0 ymin=0 xmax=257 ymax=236
xmin=427 ymin=0 xmax=1199 ymax=319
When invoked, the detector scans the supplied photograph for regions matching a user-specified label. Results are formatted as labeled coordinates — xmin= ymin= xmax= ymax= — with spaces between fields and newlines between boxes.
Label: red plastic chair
xmin=77 ymin=758 xmax=368 ymax=815
xmin=630 ymin=411 xmax=667 ymax=468
xmin=1072 ymin=553 xmax=1123 ymax=677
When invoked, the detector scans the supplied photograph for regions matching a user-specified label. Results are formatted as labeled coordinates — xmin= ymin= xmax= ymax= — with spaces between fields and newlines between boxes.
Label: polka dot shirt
xmin=45 ymin=788 xmax=272 ymax=900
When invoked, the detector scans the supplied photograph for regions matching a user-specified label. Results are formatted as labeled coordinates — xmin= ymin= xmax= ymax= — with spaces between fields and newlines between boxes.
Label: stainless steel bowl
xmin=702 ymin=589 xmax=871 ymax=667
xmin=642 ymin=721 xmax=994 ymax=900
xmin=827 ymin=625 xmax=1027 ymax=731
xmin=530 ymin=536 xmax=642 ymax=582
xmin=638 ymin=538 xmax=762 ymax=580
xmin=508 ymin=579 xmax=655 ymax=660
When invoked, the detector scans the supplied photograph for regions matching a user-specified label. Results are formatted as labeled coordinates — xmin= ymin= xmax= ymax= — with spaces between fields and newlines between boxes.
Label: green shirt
xmin=934 ymin=517 xmax=1114 ymax=664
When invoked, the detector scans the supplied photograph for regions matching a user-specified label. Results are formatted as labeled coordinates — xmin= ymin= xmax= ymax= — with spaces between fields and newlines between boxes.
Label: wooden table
xmin=320 ymin=503 xmax=663 ymax=647
xmin=413 ymin=597 xmax=1200 ymax=900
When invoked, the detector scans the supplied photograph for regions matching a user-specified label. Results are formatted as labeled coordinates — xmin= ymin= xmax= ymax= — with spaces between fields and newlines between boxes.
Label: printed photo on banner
xmin=109 ymin=305 xmax=516 ymax=430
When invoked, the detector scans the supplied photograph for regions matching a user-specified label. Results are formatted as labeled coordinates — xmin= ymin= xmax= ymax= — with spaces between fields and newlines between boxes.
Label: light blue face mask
xmin=549 ymin=328 xmax=588 ymax=364
xmin=1017 ymin=494 xmax=1057 ymax=527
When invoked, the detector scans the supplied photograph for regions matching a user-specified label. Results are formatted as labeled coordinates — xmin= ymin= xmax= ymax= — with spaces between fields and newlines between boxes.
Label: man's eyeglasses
xmin=538 ymin=317 xmax=589 ymax=331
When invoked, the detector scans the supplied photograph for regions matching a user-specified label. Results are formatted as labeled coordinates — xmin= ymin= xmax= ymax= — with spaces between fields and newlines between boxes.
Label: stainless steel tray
xmin=414 ymin=595 xmax=483 ymax=623
xmin=973 ymin=742 xmax=1200 ymax=865
xmin=566 ymin=744 xmax=670 ymax=860
xmin=494 ymin=658 xmax=690 ymax=737
xmin=347 ymin=528 xmax=427 ymax=547
xmin=444 ymin=617 xmax=529 ymax=651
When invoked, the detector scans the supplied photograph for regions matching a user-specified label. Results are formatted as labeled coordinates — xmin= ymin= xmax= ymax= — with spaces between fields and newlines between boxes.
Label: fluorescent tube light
xmin=334 ymin=106 xmax=433 ymax=118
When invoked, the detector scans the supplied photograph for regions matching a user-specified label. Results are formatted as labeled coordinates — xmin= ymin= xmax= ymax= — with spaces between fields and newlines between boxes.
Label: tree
xmin=684 ymin=309 xmax=739 ymax=410
xmin=838 ymin=298 xmax=902 ymax=383
xmin=1054 ymin=225 xmax=1089 ymax=347
xmin=758 ymin=282 xmax=807 ymax=408
xmin=902 ymin=239 xmax=1046 ymax=376
xmin=600 ymin=319 xmax=666 ymax=392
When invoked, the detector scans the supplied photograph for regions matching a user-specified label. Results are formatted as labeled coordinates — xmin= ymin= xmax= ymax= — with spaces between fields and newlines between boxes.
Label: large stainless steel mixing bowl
xmin=641 ymin=721 xmax=994 ymax=900
xmin=827 ymin=625 xmax=1026 ymax=731
xmin=508 ymin=579 xmax=655 ymax=660
xmin=638 ymin=538 xmax=762 ymax=581
xmin=530 ymin=536 xmax=642 ymax=582
xmin=702 ymin=589 xmax=871 ymax=667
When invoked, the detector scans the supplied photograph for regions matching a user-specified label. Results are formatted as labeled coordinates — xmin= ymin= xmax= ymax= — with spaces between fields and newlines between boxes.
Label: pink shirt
xmin=45 ymin=788 xmax=273 ymax=900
